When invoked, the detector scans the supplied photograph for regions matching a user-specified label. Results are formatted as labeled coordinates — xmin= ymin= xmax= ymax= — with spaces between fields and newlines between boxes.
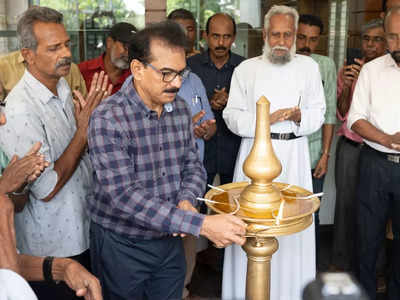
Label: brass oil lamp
xmin=204 ymin=96 xmax=320 ymax=300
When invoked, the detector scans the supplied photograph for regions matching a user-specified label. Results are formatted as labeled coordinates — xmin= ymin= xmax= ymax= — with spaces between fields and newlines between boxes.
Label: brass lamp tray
xmin=204 ymin=181 xmax=320 ymax=237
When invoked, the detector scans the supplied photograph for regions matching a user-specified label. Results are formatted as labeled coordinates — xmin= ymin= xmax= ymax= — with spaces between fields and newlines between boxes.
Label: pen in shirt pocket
xmin=192 ymin=95 xmax=205 ymax=126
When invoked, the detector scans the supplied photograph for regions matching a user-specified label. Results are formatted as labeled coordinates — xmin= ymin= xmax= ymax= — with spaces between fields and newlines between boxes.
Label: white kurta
xmin=222 ymin=54 xmax=326 ymax=300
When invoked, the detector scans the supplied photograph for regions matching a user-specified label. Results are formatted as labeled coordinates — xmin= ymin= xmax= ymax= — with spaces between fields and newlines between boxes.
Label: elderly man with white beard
xmin=222 ymin=5 xmax=326 ymax=300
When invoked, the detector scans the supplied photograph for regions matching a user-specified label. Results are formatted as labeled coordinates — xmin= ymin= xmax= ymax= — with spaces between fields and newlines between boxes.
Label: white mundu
xmin=222 ymin=54 xmax=325 ymax=300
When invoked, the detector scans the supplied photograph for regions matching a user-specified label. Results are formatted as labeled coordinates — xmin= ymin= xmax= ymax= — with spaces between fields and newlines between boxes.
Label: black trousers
xmin=356 ymin=145 xmax=400 ymax=300
xmin=311 ymin=169 xmax=325 ymax=268
xmin=90 ymin=222 xmax=186 ymax=300
xmin=29 ymin=249 xmax=91 ymax=300
xmin=332 ymin=137 xmax=362 ymax=271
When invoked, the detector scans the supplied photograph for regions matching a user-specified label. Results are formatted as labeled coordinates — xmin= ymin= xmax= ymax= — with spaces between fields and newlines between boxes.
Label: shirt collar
xmin=87 ymin=53 xmax=106 ymax=71
xmin=22 ymin=69 xmax=70 ymax=105
xmin=201 ymin=49 xmax=241 ymax=68
xmin=120 ymin=75 xmax=176 ymax=115
xmin=384 ymin=53 xmax=400 ymax=68
xmin=17 ymin=51 xmax=25 ymax=64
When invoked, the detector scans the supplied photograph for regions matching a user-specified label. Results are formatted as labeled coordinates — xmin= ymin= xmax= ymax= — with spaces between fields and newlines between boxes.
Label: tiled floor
xmin=187 ymin=226 xmax=388 ymax=300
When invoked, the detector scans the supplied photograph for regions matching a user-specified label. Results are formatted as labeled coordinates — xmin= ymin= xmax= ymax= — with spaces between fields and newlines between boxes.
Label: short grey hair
xmin=362 ymin=18 xmax=384 ymax=35
xmin=17 ymin=6 xmax=63 ymax=50
xmin=264 ymin=5 xmax=299 ymax=34
xmin=384 ymin=6 xmax=400 ymax=31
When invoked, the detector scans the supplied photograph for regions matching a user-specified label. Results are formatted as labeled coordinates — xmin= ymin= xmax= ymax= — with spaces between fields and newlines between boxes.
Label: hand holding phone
xmin=346 ymin=48 xmax=363 ymax=66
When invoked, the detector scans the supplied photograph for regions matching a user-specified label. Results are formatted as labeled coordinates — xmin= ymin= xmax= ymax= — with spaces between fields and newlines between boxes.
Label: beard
xmin=111 ymin=56 xmax=129 ymax=69
xmin=55 ymin=57 xmax=72 ymax=69
xmin=391 ymin=50 xmax=400 ymax=63
xmin=110 ymin=48 xmax=129 ymax=69
xmin=263 ymin=42 xmax=296 ymax=65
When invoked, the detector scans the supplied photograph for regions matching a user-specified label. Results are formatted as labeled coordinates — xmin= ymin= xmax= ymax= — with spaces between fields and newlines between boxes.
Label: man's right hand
xmin=200 ymin=214 xmax=247 ymax=248
xmin=342 ymin=58 xmax=364 ymax=89
xmin=73 ymin=71 xmax=113 ymax=132
xmin=192 ymin=110 xmax=205 ymax=125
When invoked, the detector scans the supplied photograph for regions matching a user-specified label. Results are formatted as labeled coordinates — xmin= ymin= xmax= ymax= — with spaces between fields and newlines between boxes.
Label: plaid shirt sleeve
xmin=88 ymin=115 xmax=205 ymax=237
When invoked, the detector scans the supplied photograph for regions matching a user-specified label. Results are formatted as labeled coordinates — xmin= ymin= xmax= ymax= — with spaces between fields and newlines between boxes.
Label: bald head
xmin=205 ymin=13 xmax=236 ymax=62
xmin=206 ymin=13 xmax=236 ymax=35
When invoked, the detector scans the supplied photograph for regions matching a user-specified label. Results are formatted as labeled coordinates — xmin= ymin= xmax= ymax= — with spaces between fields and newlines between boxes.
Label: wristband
xmin=43 ymin=256 xmax=56 ymax=284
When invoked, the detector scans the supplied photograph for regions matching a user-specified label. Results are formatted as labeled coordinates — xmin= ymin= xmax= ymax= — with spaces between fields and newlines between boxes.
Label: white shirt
xmin=348 ymin=54 xmax=400 ymax=153
xmin=0 ymin=70 xmax=91 ymax=257
xmin=0 ymin=269 xmax=38 ymax=300
xmin=223 ymin=54 xmax=325 ymax=139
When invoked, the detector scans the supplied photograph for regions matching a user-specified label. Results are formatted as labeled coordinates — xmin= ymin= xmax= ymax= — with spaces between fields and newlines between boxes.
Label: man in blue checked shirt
xmin=177 ymin=71 xmax=216 ymax=299
xmin=87 ymin=21 xmax=247 ymax=300
xmin=178 ymin=72 xmax=216 ymax=162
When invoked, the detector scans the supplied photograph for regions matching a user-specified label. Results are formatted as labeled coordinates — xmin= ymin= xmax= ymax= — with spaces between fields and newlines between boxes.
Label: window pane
xmin=31 ymin=0 xmax=145 ymax=61
xmin=167 ymin=0 xmax=265 ymax=58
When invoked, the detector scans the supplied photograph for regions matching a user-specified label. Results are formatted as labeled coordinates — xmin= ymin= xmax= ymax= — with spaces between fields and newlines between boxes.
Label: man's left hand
xmin=313 ymin=153 xmax=329 ymax=178
xmin=285 ymin=106 xmax=301 ymax=123
xmin=392 ymin=143 xmax=400 ymax=151
xmin=271 ymin=107 xmax=301 ymax=124
xmin=194 ymin=119 xmax=216 ymax=140
xmin=173 ymin=200 xmax=198 ymax=238
xmin=177 ymin=200 xmax=198 ymax=213
xmin=62 ymin=259 xmax=102 ymax=300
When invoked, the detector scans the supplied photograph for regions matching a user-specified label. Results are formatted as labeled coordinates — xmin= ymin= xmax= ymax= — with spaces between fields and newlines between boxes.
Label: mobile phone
xmin=346 ymin=48 xmax=363 ymax=66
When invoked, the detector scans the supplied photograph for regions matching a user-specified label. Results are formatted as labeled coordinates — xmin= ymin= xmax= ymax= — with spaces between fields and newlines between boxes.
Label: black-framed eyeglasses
xmin=362 ymin=35 xmax=385 ymax=43
xmin=145 ymin=62 xmax=190 ymax=83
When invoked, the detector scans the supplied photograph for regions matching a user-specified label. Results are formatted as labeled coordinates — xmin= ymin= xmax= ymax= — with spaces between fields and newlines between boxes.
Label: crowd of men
xmin=0 ymin=0 xmax=399 ymax=299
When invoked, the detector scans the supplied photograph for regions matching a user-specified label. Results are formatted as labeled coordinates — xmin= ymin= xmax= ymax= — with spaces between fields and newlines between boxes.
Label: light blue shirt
xmin=0 ymin=70 xmax=91 ymax=257
xmin=177 ymin=72 xmax=214 ymax=162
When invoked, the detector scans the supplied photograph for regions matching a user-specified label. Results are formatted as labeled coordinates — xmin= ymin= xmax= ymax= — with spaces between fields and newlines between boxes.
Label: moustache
xmin=391 ymin=50 xmax=400 ymax=63
xmin=120 ymin=55 xmax=129 ymax=62
xmin=215 ymin=46 xmax=227 ymax=51
xmin=55 ymin=57 xmax=72 ymax=68
xmin=164 ymin=88 xmax=180 ymax=94
xmin=272 ymin=46 xmax=289 ymax=52
xmin=298 ymin=47 xmax=311 ymax=54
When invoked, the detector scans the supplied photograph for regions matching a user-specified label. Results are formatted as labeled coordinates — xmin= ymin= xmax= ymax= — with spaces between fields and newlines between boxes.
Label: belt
xmin=343 ymin=136 xmax=363 ymax=148
xmin=365 ymin=144 xmax=400 ymax=164
xmin=270 ymin=132 xmax=299 ymax=140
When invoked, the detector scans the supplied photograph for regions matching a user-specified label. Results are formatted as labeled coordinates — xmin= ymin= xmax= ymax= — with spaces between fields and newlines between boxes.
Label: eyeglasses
xmin=145 ymin=62 xmax=190 ymax=83
xmin=362 ymin=35 xmax=385 ymax=43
